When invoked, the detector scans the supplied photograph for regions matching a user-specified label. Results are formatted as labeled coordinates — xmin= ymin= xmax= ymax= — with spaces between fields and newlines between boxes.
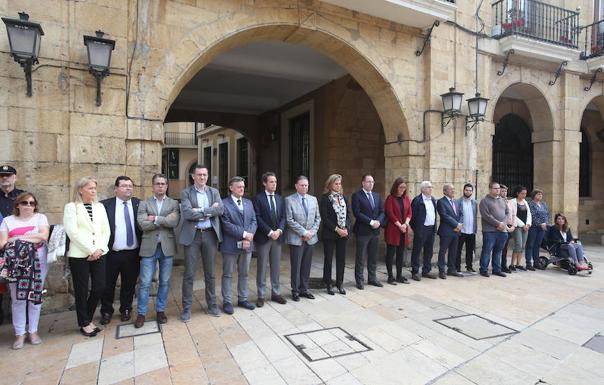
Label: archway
xmin=492 ymin=114 xmax=533 ymax=193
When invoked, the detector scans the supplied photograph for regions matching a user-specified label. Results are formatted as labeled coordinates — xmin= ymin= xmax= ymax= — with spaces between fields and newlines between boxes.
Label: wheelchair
xmin=538 ymin=232 xmax=593 ymax=276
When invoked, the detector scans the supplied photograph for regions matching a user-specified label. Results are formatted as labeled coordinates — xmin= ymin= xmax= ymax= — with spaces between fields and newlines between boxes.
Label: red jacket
xmin=384 ymin=194 xmax=412 ymax=247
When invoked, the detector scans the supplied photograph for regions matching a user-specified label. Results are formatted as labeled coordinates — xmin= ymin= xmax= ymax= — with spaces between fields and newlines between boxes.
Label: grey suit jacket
xmin=137 ymin=196 xmax=180 ymax=257
xmin=285 ymin=193 xmax=321 ymax=246
xmin=178 ymin=185 xmax=224 ymax=246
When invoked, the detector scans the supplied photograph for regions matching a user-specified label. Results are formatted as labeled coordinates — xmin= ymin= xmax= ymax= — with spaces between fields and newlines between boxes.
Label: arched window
xmin=492 ymin=114 xmax=534 ymax=194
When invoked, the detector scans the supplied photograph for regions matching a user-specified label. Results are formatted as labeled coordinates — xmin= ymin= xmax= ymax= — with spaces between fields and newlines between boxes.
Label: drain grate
xmin=284 ymin=327 xmax=372 ymax=362
xmin=583 ymin=334 xmax=604 ymax=355
xmin=433 ymin=314 xmax=519 ymax=340
xmin=115 ymin=321 xmax=161 ymax=339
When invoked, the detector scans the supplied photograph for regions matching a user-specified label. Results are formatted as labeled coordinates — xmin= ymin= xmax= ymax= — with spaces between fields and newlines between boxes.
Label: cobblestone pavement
xmin=1 ymin=244 xmax=603 ymax=385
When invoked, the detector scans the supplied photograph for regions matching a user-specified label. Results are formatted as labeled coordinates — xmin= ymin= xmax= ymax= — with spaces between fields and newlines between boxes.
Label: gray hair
xmin=442 ymin=183 xmax=454 ymax=194
xmin=420 ymin=181 xmax=433 ymax=189
xmin=72 ymin=176 xmax=98 ymax=203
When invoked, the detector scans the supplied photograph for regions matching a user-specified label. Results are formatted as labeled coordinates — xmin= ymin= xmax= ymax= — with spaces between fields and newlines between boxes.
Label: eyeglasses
xmin=153 ymin=182 xmax=167 ymax=186
xmin=19 ymin=200 xmax=36 ymax=206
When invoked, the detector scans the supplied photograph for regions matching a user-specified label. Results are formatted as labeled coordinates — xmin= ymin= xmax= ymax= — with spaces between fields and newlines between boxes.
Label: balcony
xmin=321 ymin=0 xmax=456 ymax=29
xmin=164 ymin=132 xmax=197 ymax=147
xmin=580 ymin=20 xmax=604 ymax=60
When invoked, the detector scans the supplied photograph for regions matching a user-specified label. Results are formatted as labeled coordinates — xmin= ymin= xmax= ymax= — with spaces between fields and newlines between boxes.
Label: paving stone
xmin=65 ymin=339 xmax=103 ymax=369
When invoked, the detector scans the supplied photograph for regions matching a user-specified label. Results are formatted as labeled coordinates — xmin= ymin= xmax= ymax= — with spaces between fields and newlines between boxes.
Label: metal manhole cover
xmin=433 ymin=314 xmax=518 ymax=340
xmin=115 ymin=320 xmax=161 ymax=339
xmin=583 ymin=334 xmax=604 ymax=355
xmin=284 ymin=327 xmax=372 ymax=362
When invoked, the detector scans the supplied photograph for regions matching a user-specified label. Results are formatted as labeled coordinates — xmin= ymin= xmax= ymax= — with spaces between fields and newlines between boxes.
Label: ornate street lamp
xmin=466 ymin=92 xmax=489 ymax=130
xmin=2 ymin=12 xmax=44 ymax=97
xmin=439 ymin=87 xmax=464 ymax=130
xmin=83 ymin=30 xmax=115 ymax=106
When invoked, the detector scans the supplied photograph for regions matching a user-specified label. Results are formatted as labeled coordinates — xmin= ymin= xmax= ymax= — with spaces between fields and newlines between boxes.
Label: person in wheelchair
xmin=547 ymin=213 xmax=589 ymax=271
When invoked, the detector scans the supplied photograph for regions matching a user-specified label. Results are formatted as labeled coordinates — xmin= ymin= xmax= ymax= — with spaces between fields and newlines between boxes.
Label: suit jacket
xmin=437 ymin=196 xmax=463 ymax=237
xmin=384 ymin=194 xmax=412 ymax=247
xmin=456 ymin=197 xmax=478 ymax=234
xmin=254 ymin=192 xmax=286 ymax=244
xmin=410 ymin=194 xmax=438 ymax=235
xmin=101 ymin=197 xmax=142 ymax=251
xmin=178 ymin=185 xmax=224 ymax=246
xmin=319 ymin=193 xmax=352 ymax=241
xmin=220 ymin=196 xmax=257 ymax=254
xmin=285 ymin=193 xmax=321 ymax=246
xmin=137 ymin=196 xmax=180 ymax=257
xmin=63 ymin=202 xmax=111 ymax=258
xmin=351 ymin=190 xmax=385 ymax=237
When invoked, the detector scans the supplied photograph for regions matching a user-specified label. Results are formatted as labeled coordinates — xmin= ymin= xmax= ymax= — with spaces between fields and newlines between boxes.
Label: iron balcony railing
xmin=580 ymin=19 xmax=604 ymax=59
xmin=164 ymin=132 xmax=197 ymax=146
xmin=492 ymin=0 xmax=579 ymax=49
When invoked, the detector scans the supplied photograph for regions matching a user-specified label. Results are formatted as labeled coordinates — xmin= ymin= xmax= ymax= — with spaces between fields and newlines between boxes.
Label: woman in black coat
xmin=548 ymin=213 xmax=588 ymax=270
xmin=319 ymin=174 xmax=351 ymax=295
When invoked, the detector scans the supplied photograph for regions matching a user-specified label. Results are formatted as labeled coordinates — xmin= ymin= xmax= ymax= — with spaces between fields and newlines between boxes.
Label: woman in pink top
xmin=0 ymin=192 xmax=49 ymax=349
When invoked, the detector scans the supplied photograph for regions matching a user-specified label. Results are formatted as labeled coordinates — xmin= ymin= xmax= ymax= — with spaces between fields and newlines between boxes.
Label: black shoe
xmin=93 ymin=327 xmax=102 ymax=333
xmin=516 ymin=265 xmax=526 ymax=271
xmin=412 ymin=273 xmax=421 ymax=281
xmin=326 ymin=286 xmax=335 ymax=295
xmin=510 ymin=265 xmax=517 ymax=272
xmin=356 ymin=283 xmax=364 ymax=290
xmin=527 ymin=265 xmax=535 ymax=271
xmin=238 ymin=300 xmax=256 ymax=310
xmin=480 ymin=271 xmax=490 ymax=277
xmin=466 ymin=267 xmax=476 ymax=273
xmin=299 ymin=292 xmax=315 ymax=300
xmin=387 ymin=277 xmax=397 ymax=285
xmin=422 ymin=272 xmax=437 ymax=279
xmin=100 ymin=313 xmax=112 ymax=325
xmin=396 ymin=276 xmax=408 ymax=284
xmin=502 ymin=266 xmax=511 ymax=273
xmin=368 ymin=281 xmax=383 ymax=287
xmin=120 ymin=310 xmax=131 ymax=322
xmin=337 ymin=286 xmax=346 ymax=295
xmin=493 ymin=271 xmax=507 ymax=277
xmin=438 ymin=272 xmax=447 ymax=279
xmin=292 ymin=293 xmax=300 ymax=302
xmin=447 ymin=271 xmax=463 ymax=277
xmin=79 ymin=327 xmax=98 ymax=337
xmin=223 ymin=302 xmax=234 ymax=315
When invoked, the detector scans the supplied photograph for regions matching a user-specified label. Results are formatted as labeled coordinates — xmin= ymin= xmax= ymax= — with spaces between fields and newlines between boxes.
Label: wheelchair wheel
xmin=568 ymin=264 xmax=577 ymax=275
xmin=537 ymin=256 xmax=549 ymax=270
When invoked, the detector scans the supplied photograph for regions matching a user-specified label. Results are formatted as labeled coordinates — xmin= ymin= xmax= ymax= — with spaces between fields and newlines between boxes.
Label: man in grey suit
xmin=456 ymin=183 xmax=478 ymax=272
xmin=135 ymin=174 xmax=180 ymax=328
xmin=285 ymin=176 xmax=321 ymax=301
xmin=220 ymin=176 xmax=257 ymax=314
xmin=179 ymin=165 xmax=224 ymax=320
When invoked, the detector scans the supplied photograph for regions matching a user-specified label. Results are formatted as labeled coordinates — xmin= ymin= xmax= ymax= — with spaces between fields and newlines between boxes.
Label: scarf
xmin=0 ymin=240 xmax=43 ymax=304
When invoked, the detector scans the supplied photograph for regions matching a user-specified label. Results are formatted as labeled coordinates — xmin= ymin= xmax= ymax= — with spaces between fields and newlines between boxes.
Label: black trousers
xmin=411 ymin=226 xmax=435 ymax=274
xmin=69 ymin=256 xmax=107 ymax=327
xmin=456 ymin=233 xmax=476 ymax=270
xmin=323 ymin=237 xmax=347 ymax=287
xmin=386 ymin=233 xmax=405 ymax=279
xmin=101 ymin=249 xmax=140 ymax=315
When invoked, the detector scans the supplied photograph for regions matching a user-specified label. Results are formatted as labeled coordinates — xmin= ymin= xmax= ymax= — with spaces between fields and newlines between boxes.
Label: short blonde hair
xmin=323 ymin=174 xmax=343 ymax=194
xmin=72 ymin=176 xmax=98 ymax=203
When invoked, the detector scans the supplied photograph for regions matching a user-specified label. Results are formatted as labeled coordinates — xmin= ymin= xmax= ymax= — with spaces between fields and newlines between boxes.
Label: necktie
xmin=450 ymin=199 xmax=457 ymax=215
xmin=269 ymin=194 xmax=277 ymax=226
xmin=367 ymin=192 xmax=375 ymax=209
xmin=124 ymin=201 xmax=134 ymax=247
xmin=302 ymin=197 xmax=308 ymax=217
xmin=237 ymin=199 xmax=243 ymax=210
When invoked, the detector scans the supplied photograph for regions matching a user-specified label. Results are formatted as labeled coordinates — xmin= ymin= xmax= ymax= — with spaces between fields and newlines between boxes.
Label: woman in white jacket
xmin=509 ymin=185 xmax=532 ymax=271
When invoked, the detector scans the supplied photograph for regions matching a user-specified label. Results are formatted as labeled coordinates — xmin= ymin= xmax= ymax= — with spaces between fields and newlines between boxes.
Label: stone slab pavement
xmin=1 ymin=244 xmax=603 ymax=385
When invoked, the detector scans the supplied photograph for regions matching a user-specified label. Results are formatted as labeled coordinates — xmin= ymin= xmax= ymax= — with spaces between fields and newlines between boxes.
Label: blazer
xmin=101 ymin=197 xmax=142 ymax=251
xmin=547 ymin=225 xmax=575 ymax=254
xmin=510 ymin=198 xmax=532 ymax=227
xmin=410 ymin=194 xmax=438 ymax=235
xmin=285 ymin=193 xmax=321 ymax=246
xmin=351 ymin=190 xmax=385 ymax=237
xmin=136 ymin=196 xmax=180 ymax=257
xmin=253 ymin=192 xmax=286 ymax=244
xmin=63 ymin=202 xmax=111 ymax=258
xmin=319 ymin=193 xmax=352 ymax=241
xmin=456 ymin=197 xmax=478 ymax=234
xmin=178 ymin=185 xmax=224 ymax=246
xmin=220 ymin=197 xmax=257 ymax=254
xmin=437 ymin=196 xmax=463 ymax=237
xmin=384 ymin=194 xmax=412 ymax=247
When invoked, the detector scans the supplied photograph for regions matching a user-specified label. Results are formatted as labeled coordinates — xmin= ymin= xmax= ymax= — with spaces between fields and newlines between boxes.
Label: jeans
xmin=479 ymin=231 xmax=508 ymax=273
xmin=559 ymin=243 xmax=585 ymax=263
xmin=525 ymin=226 xmax=546 ymax=266
xmin=137 ymin=245 xmax=173 ymax=315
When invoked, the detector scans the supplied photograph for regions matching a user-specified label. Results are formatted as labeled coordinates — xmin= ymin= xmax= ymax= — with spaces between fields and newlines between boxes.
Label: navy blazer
xmin=220 ymin=196 xmax=258 ymax=254
xmin=410 ymin=194 xmax=438 ymax=235
xmin=351 ymin=190 xmax=385 ymax=236
xmin=437 ymin=196 xmax=463 ymax=237
xmin=253 ymin=192 xmax=286 ymax=244
xmin=101 ymin=197 xmax=142 ymax=250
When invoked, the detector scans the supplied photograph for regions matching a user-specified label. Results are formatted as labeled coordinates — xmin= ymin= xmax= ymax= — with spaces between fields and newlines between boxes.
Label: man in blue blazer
xmin=437 ymin=184 xmax=463 ymax=278
xmin=254 ymin=172 xmax=287 ymax=307
xmin=456 ymin=183 xmax=478 ymax=272
xmin=351 ymin=174 xmax=385 ymax=289
xmin=220 ymin=176 xmax=257 ymax=314
xmin=410 ymin=181 xmax=438 ymax=281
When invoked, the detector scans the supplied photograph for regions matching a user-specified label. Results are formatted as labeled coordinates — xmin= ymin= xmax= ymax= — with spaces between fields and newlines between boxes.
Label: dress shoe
xmin=223 ymin=302 xmax=234 ymax=315
xmin=326 ymin=286 xmax=335 ymax=295
xmin=120 ymin=310 xmax=131 ymax=322
xmin=412 ymin=273 xmax=421 ymax=281
xmin=368 ymin=281 xmax=383 ymax=287
xmin=509 ymin=265 xmax=517 ymax=272
xmin=396 ymin=276 xmax=409 ymax=284
xmin=156 ymin=311 xmax=168 ymax=324
xmin=337 ymin=286 xmax=346 ymax=295
xmin=292 ymin=293 xmax=300 ymax=302
xmin=493 ymin=271 xmax=507 ymax=277
xmin=480 ymin=271 xmax=490 ymax=277
xmin=238 ymin=300 xmax=256 ymax=310
xmin=100 ymin=313 xmax=112 ymax=325
xmin=502 ymin=266 xmax=511 ymax=273
xmin=299 ymin=292 xmax=315 ymax=299
xmin=93 ymin=327 xmax=102 ymax=333
xmin=0 ymin=309 xmax=4 ymax=325
xmin=387 ymin=277 xmax=397 ymax=285
xmin=79 ymin=327 xmax=98 ymax=337
xmin=13 ymin=335 xmax=25 ymax=350
xmin=355 ymin=283 xmax=364 ymax=290
xmin=466 ymin=267 xmax=476 ymax=273
xmin=29 ymin=333 xmax=42 ymax=345
xmin=516 ymin=265 xmax=526 ymax=271
xmin=134 ymin=314 xmax=146 ymax=328
xmin=447 ymin=271 xmax=463 ymax=277
xmin=526 ymin=265 xmax=535 ymax=271
xmin=271 ymin=294 xmax=287 ymax=304
xmin=181 ymin=309 xmax=191 ymax=323
xmin=438 ymin=272 xmax=447 ymax=279
xmin=422 ymin=272 xmax=437 ymax=279
xmin=208 ymin=305 xmax=220 ymax=317
xmin=256 ymin=298 xmax=265 ymax=307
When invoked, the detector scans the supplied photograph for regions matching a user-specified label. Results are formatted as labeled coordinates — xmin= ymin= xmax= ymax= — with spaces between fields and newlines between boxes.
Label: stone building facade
xmin=1 ymin=0 xmax=604 ymax=309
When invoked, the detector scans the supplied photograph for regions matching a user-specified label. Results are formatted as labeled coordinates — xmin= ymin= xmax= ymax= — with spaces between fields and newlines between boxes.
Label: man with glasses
xmin=410 ymin=181 xmax=438 ymax=281
xmin=478 ymin=181 xmax=509 ymax=277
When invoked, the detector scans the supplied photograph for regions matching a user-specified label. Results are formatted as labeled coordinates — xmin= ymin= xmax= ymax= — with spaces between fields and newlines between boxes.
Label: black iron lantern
xmin=2 ymin=12 xmax=44 ymax=96
xmin=440 ymin=87 xmax=464 ymax=116
xmin=83 ymin=30 xmax=115 ymax=106
xmin=467 ymin=93 xmax=489 ymax=119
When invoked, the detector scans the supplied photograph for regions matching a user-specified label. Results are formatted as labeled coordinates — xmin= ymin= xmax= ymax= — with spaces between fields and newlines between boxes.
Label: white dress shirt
xmin=113 ymin=197 xmax=138 ymax=251
xmin=422 ymin=194 xmax=435 ymax=226
xmin=461 ymin=199 xmax=474 ymax=234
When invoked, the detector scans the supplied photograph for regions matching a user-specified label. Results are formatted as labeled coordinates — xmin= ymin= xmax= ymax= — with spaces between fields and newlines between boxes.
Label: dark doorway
xmin=492 ymin=114 xmax=534 ymax=194
xmin=288 ymin=112 xmax=310 ymax=189
xmin=579 ymin=128 xmax=591 ymax=197
xmin=219 ymin=142 xmax=229 ymax=196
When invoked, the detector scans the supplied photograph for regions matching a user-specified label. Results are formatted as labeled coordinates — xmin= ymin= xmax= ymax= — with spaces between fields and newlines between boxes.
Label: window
xmin=236 ymin=137 xmax=249 ymax=186
xmin=219 ymin=142 xmax=229 ymax=197
xmin=492 ymin=114 xmax=534 ymax=194
xmin=203 ymin=145 xmax=212 ymax=185
xmin=288 ymin=112 xmax=310 ymax=188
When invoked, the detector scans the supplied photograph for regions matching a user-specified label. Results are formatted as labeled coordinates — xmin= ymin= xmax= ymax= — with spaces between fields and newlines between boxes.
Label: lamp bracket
xmin=416 ymin=20 xmax=440 ymax=57
xmin=548 ymin=61 xmax=567 ymax=86
xmin=584 ymin=67 xmax=603 ymax=92
xmin=465 ymin=116 xmax=482 ymax=135
xmin=497 ymin=49 xmax=514 ymax=76
xmin=90 ymin=69 xmax=110 ymax=106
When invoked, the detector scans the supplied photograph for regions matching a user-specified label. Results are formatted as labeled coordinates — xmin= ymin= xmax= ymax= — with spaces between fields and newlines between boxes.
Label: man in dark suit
xmin=254 ymin=172 xmax=287 ymax=307
xmin=410 ymin=180 xmax=438 ymax=281
xmin=100 ymin=176 xmax=142 ymax=324
xmin=351 ymin=174 xmax=385 ymax=289
xmin=437 ymin=184 xmax=463 ymax=279
xmin=456 ymin=183 xmax=478 ymax=272
xmin=220 ymin=176 xmax=257 ymax=314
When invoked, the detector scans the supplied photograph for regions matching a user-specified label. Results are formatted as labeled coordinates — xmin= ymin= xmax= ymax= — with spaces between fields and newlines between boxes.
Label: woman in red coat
xmin=384 ymin=177 xmax=412 ymax=285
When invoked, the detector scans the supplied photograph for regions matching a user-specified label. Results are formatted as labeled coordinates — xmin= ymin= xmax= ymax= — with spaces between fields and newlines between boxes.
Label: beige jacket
xmin=63 ymin=202 xmax=111 ymax=258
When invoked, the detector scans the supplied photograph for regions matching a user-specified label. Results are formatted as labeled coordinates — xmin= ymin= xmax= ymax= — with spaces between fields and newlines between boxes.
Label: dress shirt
xmin=266 ymin=191 xmax=280 ymax=237
xmin=422 ymin=194 xmax=435 ymax=226
xmin=195 ymin=185 xmax=212 ymax=230
xmin=113 ymin=197 xmax=138 ymax=250
xmin=461 ymin=199 xmax=474 ymax=234
xmin=153 ymin=195 xmax=166 ymax=225
xmin=362 ymin=189 xmax=378 ymax=227
xmin=231 ymin=194 xmax=244 ymax=211
xmin=560 ymin=231 xmax=567 ymax=242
